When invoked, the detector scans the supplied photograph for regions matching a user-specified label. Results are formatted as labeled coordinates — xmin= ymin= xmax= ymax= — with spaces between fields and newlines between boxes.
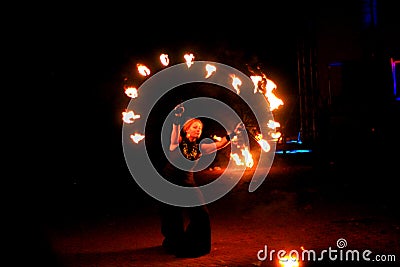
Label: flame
xmin=213 ymin=135 xmax=222 ymax=141
xmin=251 ymin=73 xmax=284 ymax=111
xmin=254 ymin=134 xmax=271 ymax=152
xmin=263 ymin=76 xmax=283 ymax=111
xmin=279 ymin=255 xmax=300 ymax=267
xmin=267 ymin=120 xmax=281 ymax=141
xmin=123 ymin=54 xmax=287 ymax=165
xmin=267 ymin=119 xmax=280 ymax=129
xmin=241 ymin=147 xmax=254 ymax=168
xmin=124 ymin=86 xmax=138 ymax=98
xmin=160 ymin=54 xmax=169 ymax=66
xmin=137 ymin=63 xmax=151 ymax=76
xmin=130 ymin=133 xmax=145 ymax=144
xmin=205 ymin=64 xmax=216 ymax=78
xmin=184 ymin=53 xmax=195 ymax=68
xmin=271 ymin=132 xmax=281 ymax=140
xmin=230 ymin=153 xmax=244 ymax=166
xmin=250 ymin=75 xmax=263 ymax=93
xmin=230 ymin=74 xmax=242 ymax=94
xmin=122 ymin=110 xmax=141 ymax=124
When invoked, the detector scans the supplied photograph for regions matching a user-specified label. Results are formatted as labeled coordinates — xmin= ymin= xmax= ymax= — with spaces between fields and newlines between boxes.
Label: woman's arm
xmin=200 ymin=122 xmax=245 ymax=155
xmin=170 ymin=104 xmax=184 ymax=151
xmin=170 ymin=123 xmax=181 ymax=151
xmin=200 ymin=135 xmax=231 ymax=155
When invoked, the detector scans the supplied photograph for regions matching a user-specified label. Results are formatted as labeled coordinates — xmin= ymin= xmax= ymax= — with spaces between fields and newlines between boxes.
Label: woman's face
xmin=186 ymin=121 xmax=203 ymax=139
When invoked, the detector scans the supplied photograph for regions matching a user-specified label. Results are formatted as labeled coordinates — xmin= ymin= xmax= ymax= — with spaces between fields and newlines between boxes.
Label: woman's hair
xmin=181 ymin=118 xmax=203 ymax=135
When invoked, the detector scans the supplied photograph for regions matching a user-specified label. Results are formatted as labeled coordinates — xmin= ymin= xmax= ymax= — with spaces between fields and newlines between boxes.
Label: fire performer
xmin=160 ymin=104 xmax=244 ymax=258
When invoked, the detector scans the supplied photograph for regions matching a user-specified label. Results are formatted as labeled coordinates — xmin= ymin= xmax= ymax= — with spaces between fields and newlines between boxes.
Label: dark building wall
xmin=295 ymin=0 xmax=400 ymax=164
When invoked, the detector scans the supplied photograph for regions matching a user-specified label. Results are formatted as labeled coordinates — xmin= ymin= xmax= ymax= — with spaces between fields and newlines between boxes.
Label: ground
xmin=22 ymin=153 xmax=400 ymax=267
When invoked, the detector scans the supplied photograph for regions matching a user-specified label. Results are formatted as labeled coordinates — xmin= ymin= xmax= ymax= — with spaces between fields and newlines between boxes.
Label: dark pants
xmin=160 ymin=164 xmax=211 ymax=257
xmin=159 ymin=203 xmax=211 ymax=257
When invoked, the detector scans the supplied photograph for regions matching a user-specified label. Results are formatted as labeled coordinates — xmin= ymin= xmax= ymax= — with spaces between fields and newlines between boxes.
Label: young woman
xmin=160 ymin=104 xmax=243 ymax=258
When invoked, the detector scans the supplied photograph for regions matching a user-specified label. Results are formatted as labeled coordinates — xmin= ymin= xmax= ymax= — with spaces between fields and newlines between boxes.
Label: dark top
xmin=163 ymin=136 xmax=201 ymax=187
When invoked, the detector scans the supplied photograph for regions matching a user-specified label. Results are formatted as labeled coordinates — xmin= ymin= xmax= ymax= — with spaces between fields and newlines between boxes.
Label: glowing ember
xmin=230 ymin=74 xmax=242 ymax=94
xmin=124 ymin=86 xmax=138 ymax=98
xmin=205 ymin=64 xmax=216 ymax=78
xmin=137 ymin=63 xmax=151 ymax=76
xmin=278 ymin=255 xmax=300 ymax=267
xmin=130 ymin=133 xmax=145 ymax=144
xmin=184 ymin=53 xmax=195 ymax=68
xmin=122 ymin=110 xmax=141 ymax=124
xmin=160 ymin=54 xmax=169 ymax=66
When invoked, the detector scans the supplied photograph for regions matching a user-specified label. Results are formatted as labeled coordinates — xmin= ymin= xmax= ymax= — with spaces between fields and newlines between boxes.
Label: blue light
xmin=362 ymin=0 xmax=377 ymax=28
xmin=392 ymin=58 xmax=399 ymax=100
xmin=328 ymin=62 xmax=343 ymax=67
xmin=276 ymin=149 xmax=312 ymax=154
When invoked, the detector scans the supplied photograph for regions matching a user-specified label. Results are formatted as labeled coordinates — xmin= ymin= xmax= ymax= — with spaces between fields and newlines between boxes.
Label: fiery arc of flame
xmin=123 ymin=52 xmax=285 ymax=167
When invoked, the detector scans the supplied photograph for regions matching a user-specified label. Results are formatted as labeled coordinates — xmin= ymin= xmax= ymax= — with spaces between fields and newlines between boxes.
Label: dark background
xmin=29 ymin=0 xmax=399 ymax=185
xmin=11 ymin=1 xmax=400 ymax=265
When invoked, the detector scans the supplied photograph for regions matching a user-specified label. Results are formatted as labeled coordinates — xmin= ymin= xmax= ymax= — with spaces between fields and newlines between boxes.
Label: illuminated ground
xmin=33 ymin=152 xmax=400 ymax=267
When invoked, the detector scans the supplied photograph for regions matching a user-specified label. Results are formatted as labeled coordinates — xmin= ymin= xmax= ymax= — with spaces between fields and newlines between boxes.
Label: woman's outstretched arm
xmin=200 ymin=136 xmax=231 ymax=155
xmin=200 ymin=122 xmax=245 ymax=155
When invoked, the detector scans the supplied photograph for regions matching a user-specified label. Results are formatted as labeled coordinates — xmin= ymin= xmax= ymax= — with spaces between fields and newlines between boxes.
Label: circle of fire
xmin=122 ymin=61 xmax=276 ymax=207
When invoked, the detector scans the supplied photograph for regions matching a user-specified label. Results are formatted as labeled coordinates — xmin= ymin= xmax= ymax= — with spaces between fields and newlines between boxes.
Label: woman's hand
xmin=234 ymin=122 xmax=245 ymax=134
xmin=174 ymin=104 xmax=184 ymax=117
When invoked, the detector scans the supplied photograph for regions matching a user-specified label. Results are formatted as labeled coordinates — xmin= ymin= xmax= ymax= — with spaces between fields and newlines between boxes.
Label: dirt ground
xmin=19 ymin=153 xmax=400 ymax=267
